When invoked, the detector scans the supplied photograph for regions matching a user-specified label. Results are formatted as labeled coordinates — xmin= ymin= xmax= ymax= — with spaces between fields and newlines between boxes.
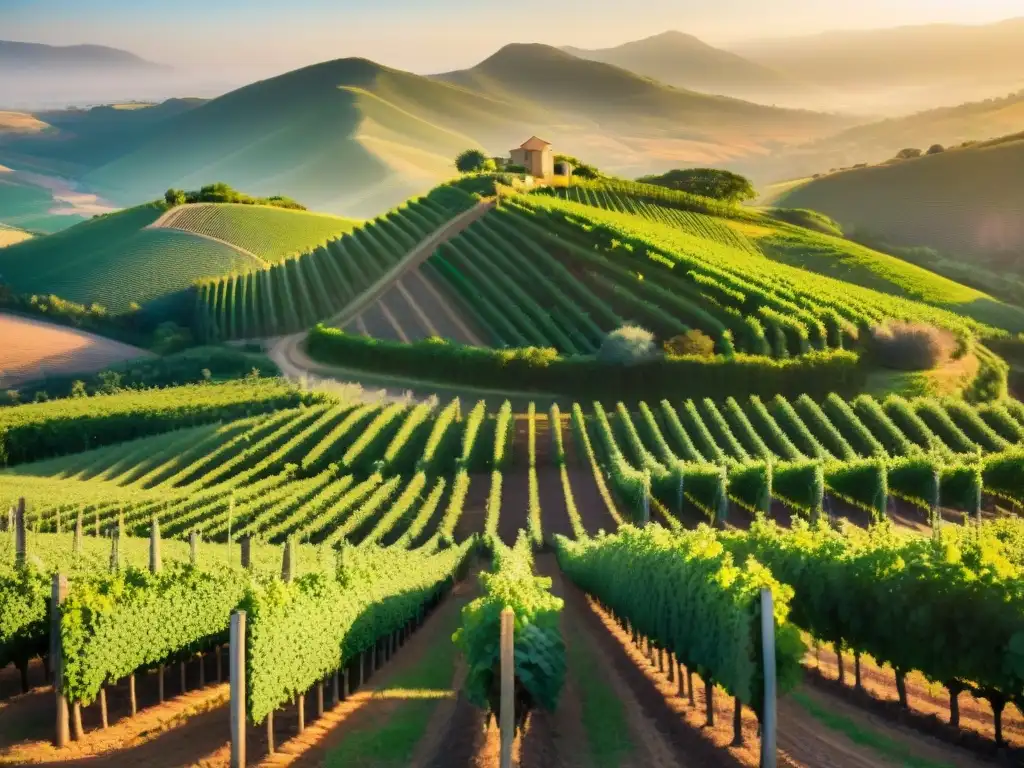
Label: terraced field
xmin=154 ymin=203 xmax=360 ymax=263
xmin=341 ymin=265 xmax=489 ymax=345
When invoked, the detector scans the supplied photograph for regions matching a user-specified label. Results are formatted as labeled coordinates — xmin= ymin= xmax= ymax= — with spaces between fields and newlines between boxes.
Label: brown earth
xmin=0 ymin=313 xmax=153 ymax=388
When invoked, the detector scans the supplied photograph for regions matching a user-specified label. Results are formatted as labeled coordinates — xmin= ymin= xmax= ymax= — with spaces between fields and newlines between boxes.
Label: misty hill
xmin=23 ymin=50 xmax=847 ymax=217
xmin=733 ymin=19 xmax=1024 ymax=114
xmin=561 ymin=31 xmax=808 ymax=104
xmin=764 ymin=133 xmax=1024 ymax=264
xmin=0 ymin=40 xmax=166 ymax=71
xmin=734 ymin=87 xmax=1024 ymax=185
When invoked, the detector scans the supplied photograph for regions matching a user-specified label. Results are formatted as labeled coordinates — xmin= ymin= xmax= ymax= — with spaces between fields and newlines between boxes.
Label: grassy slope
xmin=0 ymin=203 xmax=255 ymax=310
xmin=765 ymin=134 xmax=1024 ymax=259
xmin=159 ymin=203 xmax=360 ymax=262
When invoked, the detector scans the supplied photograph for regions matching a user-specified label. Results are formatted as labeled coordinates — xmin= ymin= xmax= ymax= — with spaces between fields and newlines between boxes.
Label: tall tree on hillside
xmin=637 ymin=168 xmax=756 ymax=204
xmin=455 ymin=149 xmax=492 ymax=174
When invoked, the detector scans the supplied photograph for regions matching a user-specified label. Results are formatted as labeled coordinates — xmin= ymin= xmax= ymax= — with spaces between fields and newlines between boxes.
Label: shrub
xmin=455 ymin=149 xmax=489 ymax=174
xmin=927 ymin=144 xmax=946 ymax=155
xmin=164 ymin=188 xmax=186 ymax=207
xmin=870 ymin=322 xmax=956 ymax=371
xmin=598 ymin=326 xmax=658 ymax=365
xmin=664 ymin=330 xmax=716 ymax=358
xmin=895 ymin=148 xmax=923 ymax=160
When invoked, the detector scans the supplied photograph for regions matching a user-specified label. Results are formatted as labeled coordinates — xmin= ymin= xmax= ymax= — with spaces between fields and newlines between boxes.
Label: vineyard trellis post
xmin=500 ymin=606 xmax=514 ymax=768
xmin=760 ymin=588 xmax=777 ymax=768
xmin=51 ymin=573 xmax=69 ymax=747
xmin=230 ymin=610 xmax=246 ymax=768
xmin=190 ymin=530 xmax=199 ymax=565
xmin=15 ymin=498 xmax=26 ymax=568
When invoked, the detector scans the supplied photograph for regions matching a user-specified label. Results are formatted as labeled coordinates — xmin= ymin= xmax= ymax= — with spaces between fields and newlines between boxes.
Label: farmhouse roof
xmin=520 ymin=136 xmax=551 ymax=151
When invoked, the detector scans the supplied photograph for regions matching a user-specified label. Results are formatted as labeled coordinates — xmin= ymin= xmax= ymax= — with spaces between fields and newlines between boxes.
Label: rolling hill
xmin=561 ymin=31 xmax=809 ymax=105
xmin=763 ymin=132 xmax=1024 ymax=264
xmin=0 ymin=203 xmax=256 ymax=311
xmin=735 ymin=87 xmax=1024 ymax=185
xmin=13 ymin=49 xmax=849 ymax=218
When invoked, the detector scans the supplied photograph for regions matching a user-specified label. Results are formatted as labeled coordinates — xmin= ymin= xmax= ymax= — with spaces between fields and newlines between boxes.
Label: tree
xmin=664 ymin=330 xmax=716 ymax=358
xmin=455 ymin=149 xmax=489 ymax=174
xmin=927 ymin=144 xmax=946 ymax=155
xmin=636 ymin=168 xmax=756 ymax=204
xmin=164 ymin=188 xmax=186 ymax=207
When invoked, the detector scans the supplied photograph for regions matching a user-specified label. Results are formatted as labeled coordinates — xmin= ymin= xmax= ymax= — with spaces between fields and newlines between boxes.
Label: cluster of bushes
xmin=763 ymin=208 xmax=844 ymax=237
xmin=0 ymin=284 xmax=151 ymax=346
xmin=306 ymin=325 xmax=865 ymax=401
xmin=3 ymin=346 xmax=278 ymax=406
xmin=163 ymin=182 xmax=305 ymax=210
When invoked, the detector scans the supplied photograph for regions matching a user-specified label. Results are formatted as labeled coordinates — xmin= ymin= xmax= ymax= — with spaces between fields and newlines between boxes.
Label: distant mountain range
xmin=0 ymin=40 xmax=167 ymax=71
xmin=0 ymin=45 xmax=848 ymax=217
xmin=561 ymin=31 xmax=810 ymax=105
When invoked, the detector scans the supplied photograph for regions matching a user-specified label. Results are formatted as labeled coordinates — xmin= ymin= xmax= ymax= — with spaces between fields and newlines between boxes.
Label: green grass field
xmin=763 ymin=133 xmax=1024 ymax=269
xmin=0 ymin=203 xmax=256 ymax=311
xmin=157 ymin=203 xmax=360 ymax=262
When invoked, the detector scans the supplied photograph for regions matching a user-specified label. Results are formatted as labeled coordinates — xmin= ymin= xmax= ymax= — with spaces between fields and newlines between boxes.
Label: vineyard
xmin=0 ymin=204 xmax=256 ymax=312
xmin=193 ymin=184 xmax=478 ymax=341
xmin=155 ymin=203 xmax=360 ymax=263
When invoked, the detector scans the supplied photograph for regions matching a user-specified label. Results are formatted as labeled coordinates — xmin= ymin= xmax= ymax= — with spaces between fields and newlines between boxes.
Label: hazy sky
xmin=4 ymin=0 xmax=1023 ymax=75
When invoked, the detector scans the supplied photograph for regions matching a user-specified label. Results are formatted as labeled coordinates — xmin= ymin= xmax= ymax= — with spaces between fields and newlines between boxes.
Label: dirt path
xmin=244 ymin=575 xmax=477 ymax=768
xmin=541 ymin=556 xmax=989 ymax=768
xmin=536 ymin=554 xmax=712 ymax=767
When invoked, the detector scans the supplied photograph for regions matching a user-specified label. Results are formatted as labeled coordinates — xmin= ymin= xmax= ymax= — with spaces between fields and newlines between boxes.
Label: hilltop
xmin=0 ymin=49 xmax=848 ymax=217
xmin=561 ymin=31 xmax=809 ymax=106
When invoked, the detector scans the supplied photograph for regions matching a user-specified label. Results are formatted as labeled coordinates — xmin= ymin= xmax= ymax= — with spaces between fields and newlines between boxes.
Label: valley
xmin=2 ymin=8 xmax=1024 ymax=768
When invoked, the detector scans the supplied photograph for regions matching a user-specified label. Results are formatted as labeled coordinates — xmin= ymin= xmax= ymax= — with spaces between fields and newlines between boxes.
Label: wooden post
xmin=73 ymin=509 xmax=83 ymax=555
xmin=51 ymin=573 xmax=69 ymax=747
xmin=297 ymin=692 xmax=305 ymax=733
xmin=149 ymin=515 xmax=162 ymax=574
xmin=71 ymin=702 xmax=83 ymax=741
xmin=230 ymin=611 xmax=246 ymax=768
xmin=317 ymin=680 xmax=324 ymax=718
xmin=267 ymin=710 xmax=275 ymax=754
xmin=109 ymin=527 xmax=120 ymax=572
xmin=180 ymin=661 xmax=187 ymax=693
xmin=15 ymin=498 xmax=26 ymax=568
xmin=94 ymin=508 xmax=100 ymax=537
xmin=99 ymin=687 xmax=108 ymax=728
xmin=190 ymin=530 xmax=199 ymax=565
xmin=199 ymin=652 xmax=205 ymax=687
xmin=240 ymin=536 xmax=251 ymax=570
xmin=760 ymin=589 xmax=777 ymax=768
xmin=281 ymin=537 xmax=295 ymax=582
xmin=343 ymin=668 xmax=350 ymax=699
xmin=332 ymin=670 xmax=340 ymax=706
xmin=129 ymin=674 xmax=137 ymax=716
xmin=500 ymin=607 xmax=514 ymax=768
xmin=158 ymin=665 xmax=165 ymax=703
xmin=732 ymin=697 xmax=744 ymax=746
xmin=217 ymin=645 xmax=223 ymax=682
